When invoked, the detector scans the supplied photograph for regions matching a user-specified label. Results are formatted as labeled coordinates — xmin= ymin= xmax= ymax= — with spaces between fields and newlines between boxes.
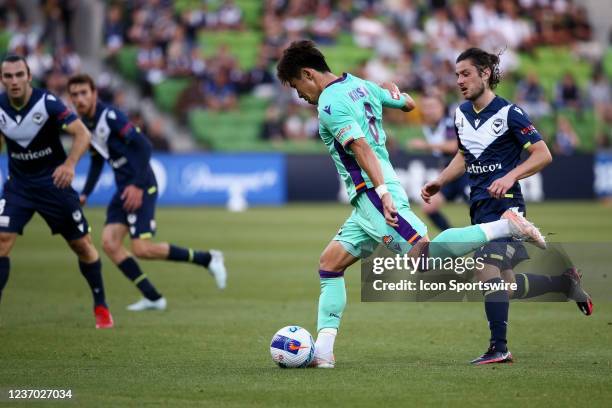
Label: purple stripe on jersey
xmin=319 ymin=270 xmax=344 ymax=278
xmin=365 ymin=189 xmax=423 ymax=244
xmin=333 ymin=139 xmax=367 ymax=193
xmin=325 ymin=73 xmax=348 ymax=89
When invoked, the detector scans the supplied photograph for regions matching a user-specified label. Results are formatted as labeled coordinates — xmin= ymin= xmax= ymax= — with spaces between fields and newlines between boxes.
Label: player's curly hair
xmin=276 ymin=40 xmax=331 ymax=85
xmin=67 ymin=73 xmax=97 ymax=91
xmin=456 ymin=48 xmax=502 ymax=90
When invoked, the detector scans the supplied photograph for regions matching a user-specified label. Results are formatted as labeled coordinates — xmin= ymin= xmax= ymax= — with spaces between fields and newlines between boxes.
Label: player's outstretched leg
xmin=102 ymin=224 xmax=166 ymax=311
xmin=426 ymin=209 xmax=546 ymax=259
xmin=311 ymin=241 xmax=358 ymax=369
xmin=68 ymin=235 xmax=113 ymax=329
xmin=131 ymin=239 xmax=227 ymax=289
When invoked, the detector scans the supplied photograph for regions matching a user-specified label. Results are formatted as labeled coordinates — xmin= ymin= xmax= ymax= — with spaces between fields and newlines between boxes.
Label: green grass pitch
xmin=0 ymin=202 xmax=611 ymax=407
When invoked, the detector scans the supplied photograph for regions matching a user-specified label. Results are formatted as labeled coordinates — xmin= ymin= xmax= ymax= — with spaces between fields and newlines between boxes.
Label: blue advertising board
xmin=0 ymin=153 xmax=287 ymax=206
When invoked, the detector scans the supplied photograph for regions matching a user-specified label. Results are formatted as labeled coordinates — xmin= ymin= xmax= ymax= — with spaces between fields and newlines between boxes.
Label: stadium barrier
xmin=0 ymin=153 xmax=597 ymax=206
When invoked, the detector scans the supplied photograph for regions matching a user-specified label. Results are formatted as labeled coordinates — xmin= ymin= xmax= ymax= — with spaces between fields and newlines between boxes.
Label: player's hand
xmin=52 ymin=163 xmax=75 ymax=189
xmin=79 ymin=195 xmax=87 ymax=206
xmin=487 ymin=174 xmax=516 ymax=199
xmin=421 ymin=180 xmax=441 ymax=203
xmin=408 ymin=139 xmax=429 ymax=151
xmin=381 ymin=193 xmax=399 ymax=228
xmin=121 ymin=185 xmax=143 ymax=212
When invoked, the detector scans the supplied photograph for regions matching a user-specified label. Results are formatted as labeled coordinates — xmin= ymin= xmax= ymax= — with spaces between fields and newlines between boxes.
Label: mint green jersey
xmin=317 ymin=73 xmax=407 ymax=202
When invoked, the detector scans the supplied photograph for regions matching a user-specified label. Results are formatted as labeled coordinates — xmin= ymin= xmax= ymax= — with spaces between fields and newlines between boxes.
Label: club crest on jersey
xmin=72 ymin=210 xmax=82 ymax=222
xmin=492 ymin=118 xmax=504 ymax=134
xmin=32 ymin=112 xmax=44 ymax=125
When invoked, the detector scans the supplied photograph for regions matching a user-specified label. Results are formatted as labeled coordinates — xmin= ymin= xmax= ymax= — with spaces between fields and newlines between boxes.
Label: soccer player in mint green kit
xmin=276 ymin=40 xmax=546 ymax=368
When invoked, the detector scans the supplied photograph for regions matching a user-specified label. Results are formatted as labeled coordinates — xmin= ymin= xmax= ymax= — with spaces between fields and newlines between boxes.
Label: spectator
xmin=553 ymin=115 xmax=579 ymax=155
xmin=136 ymin=37 xmax=166 ymax=96
xmin=217 ymin=0 xmax=244 ymax=30
xmin=554 ymin=72 xmax=582 ymax=110
xmin=104 ymin=4 xmax=126 ymax=57
xmin=515 ymin=71 xmax=551 ymax=118
xmin=260 ymin=106 xmax=284 ymax=141
xmin=352 ymin=7 xmax=385 ymax=48
xmin=586 ymin=65 xmax=611 ymax=116
xmin=310 ymin=3 xmax=340 ymax=45
xmin=205 ymin=70 xmax=238 ymax=111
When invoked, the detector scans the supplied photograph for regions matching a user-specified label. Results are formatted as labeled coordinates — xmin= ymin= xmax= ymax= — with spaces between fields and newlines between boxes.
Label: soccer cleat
xmin=502 ymin=209 xmax=547 ymax=249
xmin=563 ymin=268 xmax=594 ymax=316
xmin=310 ymin=354 xmax=335 ymax=369
xmin=126 ymin=296 xmax=167 ymax=312
xmin=208 ymin=250 xmax=227 ymax=289
xmin=94 ymin=305 xmax=114 ymax=329
xmin=470 ymin=345 xmax=513 ymax=365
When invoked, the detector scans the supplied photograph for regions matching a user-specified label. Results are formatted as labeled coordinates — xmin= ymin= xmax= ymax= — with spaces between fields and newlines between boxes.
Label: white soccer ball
xmin=270 ymin=325 xmax=315 ymax=368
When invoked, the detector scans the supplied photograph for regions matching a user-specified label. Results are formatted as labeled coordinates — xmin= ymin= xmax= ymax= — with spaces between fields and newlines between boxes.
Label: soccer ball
xmin=270 ymin=326 xmax=315 ymax=368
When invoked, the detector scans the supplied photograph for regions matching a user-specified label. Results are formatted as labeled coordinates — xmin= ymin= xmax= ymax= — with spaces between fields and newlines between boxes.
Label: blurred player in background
xmin=0 ymin=56 xmax=113 ymax=328
xmin=277 ymin=40 xmax=547 ymax=368
xmin=68 ymin=74 xmax=227 ymax=312
xmin=408 ymin=94 xmax=469 ymax=231
xmin=422 ymin=48 xmax=593 ymax=365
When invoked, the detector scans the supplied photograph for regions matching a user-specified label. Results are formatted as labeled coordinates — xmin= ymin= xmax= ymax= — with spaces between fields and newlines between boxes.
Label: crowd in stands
xmin=0 ymin=0 xmax=610 ymax=153
xmin=0 ymin=0 xmax=171 ymax=150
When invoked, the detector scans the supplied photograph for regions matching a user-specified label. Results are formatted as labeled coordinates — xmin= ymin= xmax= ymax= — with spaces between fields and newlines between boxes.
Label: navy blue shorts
xmin=441 ymin=173 xmax=469 ymax=202
xmin=0 ymin=178 xmax=89 ymax=241
xmin=106 ymin=187 xmax=157 ymax=239
xmin=470 ymin=197 xmax=529 ymax=270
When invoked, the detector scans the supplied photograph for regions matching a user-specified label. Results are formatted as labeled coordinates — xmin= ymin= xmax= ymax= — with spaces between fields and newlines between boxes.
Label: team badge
xmin=72 ymin=210 xmax=82 ymax=222
xmin=127 ymin=214 xmax=137 ymax=224
xmin=32 ymin=112 xmax=44 ymax=125
xmin=492 ymin=118 xmax=504 ymax=134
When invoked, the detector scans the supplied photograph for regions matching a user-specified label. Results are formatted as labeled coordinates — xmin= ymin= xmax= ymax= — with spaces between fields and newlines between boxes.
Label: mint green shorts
xmin=334 ymin=183 xmax=428 ymax=259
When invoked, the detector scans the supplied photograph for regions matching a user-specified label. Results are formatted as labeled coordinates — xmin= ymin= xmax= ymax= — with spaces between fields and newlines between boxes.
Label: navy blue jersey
xmin=0 ymin=88 xmax=77 ymax=186
xmin=454 ymin=96 xmax=542 ymax=204
xmin=81 ymin=101 xmax=156 ymax=196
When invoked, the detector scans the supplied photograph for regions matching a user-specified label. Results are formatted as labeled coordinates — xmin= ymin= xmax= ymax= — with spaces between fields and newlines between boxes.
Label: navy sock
xmin=118 ymin=257 xmax=162 ymax=301
xmin=168 ymin=245 xmax=211 ymax=267
xmin=428 ymin=211 xmax=451 ymax=231
xmin=0 ymin=257 xmax=9 ymax=303
xmin=79 ymin=259 xmax=107 ymax=307
xmin=513 ymin=273 xmax=570 ymax=299
xmin=483 ymin=278 xmax=509 ymax=352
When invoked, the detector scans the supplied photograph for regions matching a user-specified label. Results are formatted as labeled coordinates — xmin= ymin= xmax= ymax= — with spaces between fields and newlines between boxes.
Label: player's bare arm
xmin=380 ymin=81 xmax=416 ymax=112
xmin=52 ymin=119 xmax=91 ymax=188
xmin=422 ymin=151 xmax=466 ymax=203
xmin=349 ymin=138 xmax=398 ymax=227
xmin=487 ymin=140 xmax=552 ymax=199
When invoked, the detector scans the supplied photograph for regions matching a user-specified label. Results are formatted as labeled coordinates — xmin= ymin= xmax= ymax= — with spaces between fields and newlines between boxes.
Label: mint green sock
xmin=428 ymin=225 xmax=488 ymax=258
xmin=317 ymin=276 xmax=347 ymax=332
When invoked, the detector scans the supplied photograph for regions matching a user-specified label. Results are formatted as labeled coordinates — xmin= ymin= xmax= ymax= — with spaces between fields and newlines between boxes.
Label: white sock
xmin=479 ymin=219 xmax=510 ymax=241
xmin=314 ymin=328 xmax=337 ymax=359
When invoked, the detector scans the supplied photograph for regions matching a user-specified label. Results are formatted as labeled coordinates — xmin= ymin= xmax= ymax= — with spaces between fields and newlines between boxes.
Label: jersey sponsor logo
xmin=492 ymin=118 xmax=504 ymax=134
xmin=10 ymin=147 xmax=53 ymax=161
xmin=110 ymin=156 xmax=128 ymax=169
xmin=336 ymin=125 xmax=352 ymax=141
xmin=466 ymin=162 xmax=502 ymax=174
xmin=323 ymin=105 xmax=332 ymax=115
xmin=520 ymin=124 xmax=537 ymax=135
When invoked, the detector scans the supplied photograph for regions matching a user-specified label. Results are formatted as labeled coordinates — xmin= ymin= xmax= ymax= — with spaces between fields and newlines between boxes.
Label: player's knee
xmin=102 ymin=236 xmax=121 ymax=257
xmin=69 ymin=236 xmax=98 ymax=262
xmin=0 ymin=233 xmax=16 ymax=256
xmin=131 ymin=240 xmax=154 ymax=259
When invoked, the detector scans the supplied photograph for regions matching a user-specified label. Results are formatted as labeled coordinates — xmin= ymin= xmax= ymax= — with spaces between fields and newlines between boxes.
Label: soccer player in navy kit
xmin=422 ymin=48 xmax=593 ymax=365
xmin=67 ymin=74 xmax=226 ymax=312
xmin=0 ymin=55 xmax=113 ymax=329
xmin=408 ymin=95 xmax=469 ymax=231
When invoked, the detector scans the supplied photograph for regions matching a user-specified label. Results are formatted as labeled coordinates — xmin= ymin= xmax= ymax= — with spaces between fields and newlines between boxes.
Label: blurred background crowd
xmin=0 ymin=0 xmax=610 ymax=154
